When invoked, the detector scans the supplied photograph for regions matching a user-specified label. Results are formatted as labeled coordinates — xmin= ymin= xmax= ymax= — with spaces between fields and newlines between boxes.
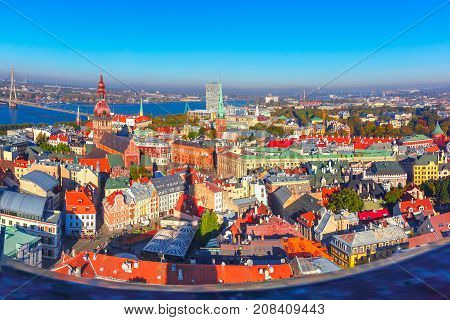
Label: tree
xmin=421 ymin=177 xmax=450 ymax=205
xmin=187 ymin=131 xmax=200 ymax=140
xmin=327 ymin=188 xmax=364 ymax=213
xmin=384 ymin=187 xmax=404 ymax=204
xmin=130 ymin=165 xmax=151 ymax=181
xmin=207 ymin=129 xmax=216 ymax=140
xmin=54 ymin=143 xmax=71 ymax=154
xmin=421 ymin=180 xmax=436 ymax=198
xmin=40 ymin=142 xmax=54 ymax=153
xmin=267 ymin=125 xmax=285 ymax=137
xmin=35 ymin=132 xmax=48 ymax=146
xmin=196 ymin=210 xmax=220 ymax=245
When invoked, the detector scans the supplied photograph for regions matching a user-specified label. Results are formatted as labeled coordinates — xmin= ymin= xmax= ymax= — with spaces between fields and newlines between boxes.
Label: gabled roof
xmin=99 ymin=133 xmax=133 ymax=154
xmin=151 ymin=174 xmax=185 ymax=195
xmin=272 ymin=186 xmax=292 ymax=205
xmin=79 ymin=157 xmax=110 ymax=173
xmin=335 ymin=226 xmax=408 ymax=253
xmin=107 ymin=154 xmax=124 ymax=168
xmin=408 ymin=233 xmax=439 ymax=248
xmin=369 ymin=161 xmax=406 ymax=176
xmin=298 ymin=211 xmax=316 ymax=228
xmin=428 ymin=212 xmax=450 ymax=239
xmin=65 ymin=189 xmax=96 ymax=215
xmin=398 ymin=198 xmax=434 ymax=214
xmin=414 ymin=153 xmax=438 ymax=166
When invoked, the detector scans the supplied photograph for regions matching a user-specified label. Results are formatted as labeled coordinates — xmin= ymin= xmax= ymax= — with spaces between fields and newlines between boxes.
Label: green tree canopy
xmin=35 ymin=132 xmax=48 ymax=146
xmin=187 ymin=131 xmax=200 ymax=140
xmin=422 ymin=177 xmax=450 ymax=205
xmin=327 ymin=188 xmax=364 ymax=213
xmin=384 ymin=187 xmax=404 ymax=204
xmin=196 ymin=210 xmax=220 ymax=246
xmin=129 ymin=165 xmax=151 ymax=181
xmin=54 ymin=143 xmax=71 ymax=154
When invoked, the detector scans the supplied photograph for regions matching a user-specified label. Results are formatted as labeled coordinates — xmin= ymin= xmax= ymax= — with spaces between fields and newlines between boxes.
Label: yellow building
xmin=330 ymin=226 xmax=408 ymax=268
xmin=413 ymin=151 xmax=447 ymax=185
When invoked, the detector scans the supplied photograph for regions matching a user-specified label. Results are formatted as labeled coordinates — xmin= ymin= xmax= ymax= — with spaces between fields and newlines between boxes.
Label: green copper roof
xmin=401 ymin=134 xmax=431 ymax=142
xmin=107 ymin=154 xmax=124 ymax=168
xmin=105 ymin=176 xmax=129 ymax=190
xmin=432 ymin=121 xmax=444 ymax=135
xmin=415 ymin=153 xmax=438 ymax=166
xmin=311 ymin=115 xmax=323 ymax=122
xmin=3 ymin=226 xmax=40 ymax=257
xmin=238 ymin=150 xmax=394 ymax=162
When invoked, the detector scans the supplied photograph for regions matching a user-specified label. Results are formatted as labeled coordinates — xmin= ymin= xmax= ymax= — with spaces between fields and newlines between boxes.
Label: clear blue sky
xmin=0 ymin=0 xmax=449 ymax=91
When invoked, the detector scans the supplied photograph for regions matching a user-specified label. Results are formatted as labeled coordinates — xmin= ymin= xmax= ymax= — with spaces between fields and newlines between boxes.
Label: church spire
xmin=184 ymin=102 xmax=190 ymax=125
xmin=97 ymin=73 xmax=106 ymax=101
xmin=76 ymin=105 xmax=81 ymax=126
xmin=432 ymin=120 xmax=444 ymax=136
xmin=139 ymin=96 xmax=144 ymax=116
xmin=217 ymin=83 xmax=225 ymax=119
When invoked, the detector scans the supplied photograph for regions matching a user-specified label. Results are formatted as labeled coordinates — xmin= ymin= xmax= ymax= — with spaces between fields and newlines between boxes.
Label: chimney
xmin=93 ymin=252 xmax=97 ymax=261
xmin=71 ymin=249 xmax=76 ymax=257
xmin=75 ymin=267 xmax=82 ymax=277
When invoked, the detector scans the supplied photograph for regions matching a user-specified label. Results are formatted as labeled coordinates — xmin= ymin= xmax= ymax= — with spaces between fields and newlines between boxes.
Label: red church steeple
xmin=92 ymin=74 xmax=112 ymax=145
xmin=93 ymin=74 xmax=111 ymax=118
xmin=97 ymin=74 xmax=106 ymax=100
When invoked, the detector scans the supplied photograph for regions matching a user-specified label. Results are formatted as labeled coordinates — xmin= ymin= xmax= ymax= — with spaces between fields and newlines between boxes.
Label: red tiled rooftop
xmin=49 ymin=134 xmax=68 ymax=142
xmin=79 ymin=157 xmax=111 ymax=173
xmin=246 ymin=216 xmax=302 ymax=238
xmin=408 ymin=233 xmax=440 ymax=248
xmin=106 ymin=190 xmax=124 ymax=207
xmin=399 ymin=198 xmax=434 ymax=213
xmin=267 ymin=139 xmax=294 ymax=148
xmin=53 ymin=252 xmax=293 ymax=285
xmin=65 ymin=189 xmax=96 ymax=215
xmin=429 ymin=212 xmax=450 ymax=238
xmin=358 ymin=209 xmax=390 ymax=222
xmin=297 ymin=211 xmax=316 ymax=228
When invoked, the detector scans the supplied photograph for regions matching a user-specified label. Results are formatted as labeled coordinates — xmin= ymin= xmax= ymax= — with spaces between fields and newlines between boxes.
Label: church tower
xmin=92 ymin=74 xmax=112 ymax=145
xmin=215 ymin=84 xmax=226 ymax=138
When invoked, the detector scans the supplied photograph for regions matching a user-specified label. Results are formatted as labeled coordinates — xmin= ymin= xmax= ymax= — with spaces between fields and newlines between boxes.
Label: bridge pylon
xmin=9 ymin=66 xmax=17 ymax=108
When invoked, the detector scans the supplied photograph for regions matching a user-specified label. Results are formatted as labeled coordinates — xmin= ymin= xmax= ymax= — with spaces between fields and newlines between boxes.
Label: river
xmin=0 ymin=101 xmax=247 ymax=125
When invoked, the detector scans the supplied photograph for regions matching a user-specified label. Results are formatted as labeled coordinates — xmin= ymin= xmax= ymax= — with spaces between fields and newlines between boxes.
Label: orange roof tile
xmin=281 ymin=237 xmax=332 ymax=260
xmin=65 ymin=189 xmax=96 ymax=215
xmin=79 ymin=157 xmax=110 ymax=173
xmin=53 ymin=252 xmax=293 ymax=285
